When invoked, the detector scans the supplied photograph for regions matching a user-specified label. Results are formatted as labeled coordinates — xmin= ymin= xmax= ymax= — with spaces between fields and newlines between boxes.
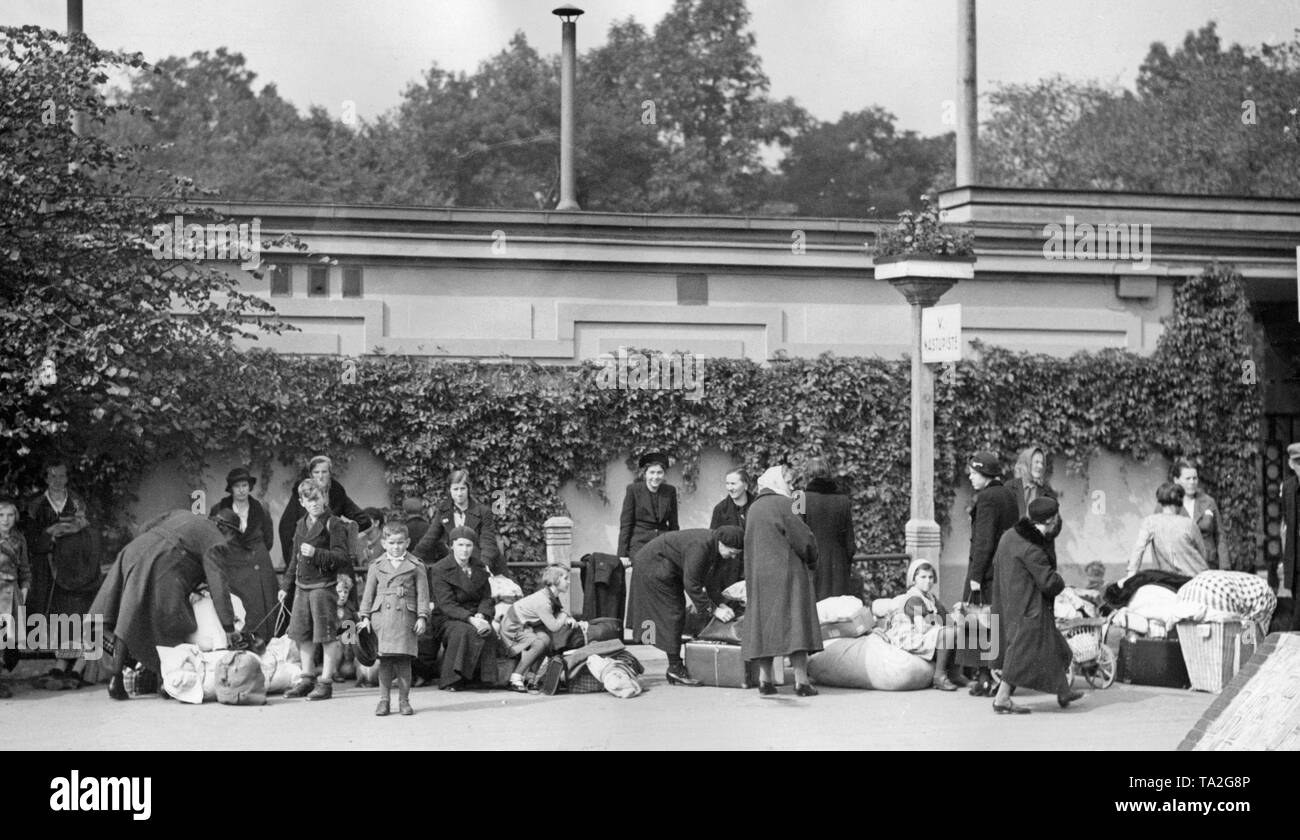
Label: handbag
xmin=956 ymin=590 xmax=994 ymax=669
xmin=696 ymin=614 xmax=745 ymax=645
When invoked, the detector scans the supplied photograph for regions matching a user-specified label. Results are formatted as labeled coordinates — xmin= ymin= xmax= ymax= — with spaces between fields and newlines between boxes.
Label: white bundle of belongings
xmin=156 ymin=644 xmax=267 ymax=705
xmin=816 ymin=596 xmax=874 ymax=641
xmin=260 ymin=636 xmax=303 ymax=694
xmin=585 ymin=653 xmax=643 ymax=698
xmin=1109 ymin=584 xmax=1180 ymax=639
xmin=1053 ymin=587 xmax=1098 ymax=621
xmin=721 ymin=580 xmax=746 ymax=605
xmin=490 ymin=574 xmax=524 ymax=634
xmin=187 ymin=590 xmax=246 ymax=651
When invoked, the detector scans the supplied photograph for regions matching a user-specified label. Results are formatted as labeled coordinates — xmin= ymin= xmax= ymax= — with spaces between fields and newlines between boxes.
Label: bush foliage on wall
xmin=11 ymin=263 xmax=1261 ymax=571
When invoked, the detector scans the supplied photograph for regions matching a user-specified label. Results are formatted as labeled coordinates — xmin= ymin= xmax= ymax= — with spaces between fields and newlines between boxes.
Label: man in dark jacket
xmin=90 ymin=510 xmax=246 ymax=700
xmin=961 ymin=450 xmax=1020 ymax=696
xmin=988 ymin=497 xmax=1082 ymax=714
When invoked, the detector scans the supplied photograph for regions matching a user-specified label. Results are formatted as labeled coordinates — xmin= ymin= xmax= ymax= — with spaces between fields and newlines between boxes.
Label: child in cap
xmin=358 ymin=522 xmax=429 ymax=716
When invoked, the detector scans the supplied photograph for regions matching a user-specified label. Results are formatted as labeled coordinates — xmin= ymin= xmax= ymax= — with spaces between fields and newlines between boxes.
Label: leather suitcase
xmin=1116 ymin=635 xmax=1191 ymax=688
xmin=683 ymin=642 xmax=792 ymax=688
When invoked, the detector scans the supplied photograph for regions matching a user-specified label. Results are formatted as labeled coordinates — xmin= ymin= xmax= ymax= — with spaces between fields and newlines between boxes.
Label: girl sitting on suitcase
xmin=498 ymin=566 xmax=580 ymax=693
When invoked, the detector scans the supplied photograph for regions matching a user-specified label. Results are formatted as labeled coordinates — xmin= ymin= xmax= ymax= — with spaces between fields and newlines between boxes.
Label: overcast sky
xmin=5 ymin=1 xmax=1297 ymax=135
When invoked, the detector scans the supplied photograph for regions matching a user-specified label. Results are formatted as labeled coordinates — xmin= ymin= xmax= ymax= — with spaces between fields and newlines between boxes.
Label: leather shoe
xmin=794 ymin=682 xmax=819 ymax=697
xmin=108 ymin=674 xmax=129 ymax=701
xmin=666 ymin=666 xmax=701 ymax=687
xmin=1058 ymin=690 xmax=1085 ymax=708
xmin=968 ymin=679 xmax=991 ymax=697
xmin=992 ymin=700 xmax=1031 ymax=714
xmin=758 ymin=681 xmax=777 ymax=696
xmin=399 ymin=699 xmax=414 ymax=716
xmin=933 ymin=676 xmax=959 ymax=692
xmin=375 ymin=699 xmax=390 ymax=716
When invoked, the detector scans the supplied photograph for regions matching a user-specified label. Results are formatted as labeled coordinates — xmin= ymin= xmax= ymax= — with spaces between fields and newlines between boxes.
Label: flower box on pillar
xmin=873 ymin=197 xmax=975 ymax=583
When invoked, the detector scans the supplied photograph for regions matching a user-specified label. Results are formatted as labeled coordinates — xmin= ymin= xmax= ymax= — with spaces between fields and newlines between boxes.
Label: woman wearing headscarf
xmin=742 ymin=466 xmax=821 ymax=697
xmin=412 ymin=470 xmax=503 ymax=576
xmin=627 ymin=525 xmax=745 ymax=685
xmin=801 ymin=458 xmax=857 ymax=600
xmin=209 ymin=466 xmax=280 ymax=641
xmin=276 ymin=455 xmax=370 ymax=569
xmin=426 ymin=526 xmax=497 ymax=691
xmin=884 ymin=559 xmax=964 ymax=691
xmin=1004 ymin=445 xmax=1058 ymax=518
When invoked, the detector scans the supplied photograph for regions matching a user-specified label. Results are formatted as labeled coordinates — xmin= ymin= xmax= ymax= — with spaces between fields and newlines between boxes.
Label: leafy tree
xmin=0 ymin=26 xmax=283 ymax=499
xmin=780 ymin=107 xmax=953 ymax=218
xmin=981 ymin=23 xmax=1300 ymax=195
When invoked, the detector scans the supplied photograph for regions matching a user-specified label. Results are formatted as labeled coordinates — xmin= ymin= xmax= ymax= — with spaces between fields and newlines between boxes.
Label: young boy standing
xmin=358 ymin=522 xmax=429 ymax=715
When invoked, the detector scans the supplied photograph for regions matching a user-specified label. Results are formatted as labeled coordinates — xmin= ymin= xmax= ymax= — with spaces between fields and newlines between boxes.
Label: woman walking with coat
xmin=742 ymin=466 xmax=821 ymax=697
xmin=627 ymin=525 xmax=745 ymax=685
xmin=802 ymin=458 xmax=857 ymax=600
xmin=989 ymin=497 xmax=1083 ymax=714
xmin=961 ymin=450 xmax=1020 ymax=696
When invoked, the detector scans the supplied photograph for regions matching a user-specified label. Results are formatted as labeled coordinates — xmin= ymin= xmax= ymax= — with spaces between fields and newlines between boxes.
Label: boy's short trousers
xmin=288 ymin=586 xmax=339 ymax=643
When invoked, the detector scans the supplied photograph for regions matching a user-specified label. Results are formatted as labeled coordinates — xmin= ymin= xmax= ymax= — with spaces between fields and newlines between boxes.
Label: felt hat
xmin=1027 ymin=496 xmax=1060 ymax=524
xmin=969 ymin=451 xmax=1002 ymax=478
xmin=447 ymin=526 xmax=478 ymax=546
xmin=211 ymin=508 xmax=241 ymax=534
xmin=712 ymin=525 xmax=744 ymax=550
xmin=224 ymin=466 xmax=256 ymax=493
xmin=214 ymin=651 xmax=267 ymax=706
xmin=352 ymin=624 xmax=379 ymax=668
xmin=638 ymin=452 xmax=671 ymax=470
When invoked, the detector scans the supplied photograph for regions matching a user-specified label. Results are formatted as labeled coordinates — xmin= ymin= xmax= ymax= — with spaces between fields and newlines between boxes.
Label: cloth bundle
xmin=817 ymin=595 xmax=866 ymax=624
xmin=157 ymin=644 xmax=267 ymax=705
xmin=187 ymin=590 xmax=247 ymax=651
xmin=585 ymin=653 xmax=644 ymax=698
xmin=259 ymin=636 xmax=302 ymax=694
xmin=1175 ymin=571 xmax=1276 ymax=638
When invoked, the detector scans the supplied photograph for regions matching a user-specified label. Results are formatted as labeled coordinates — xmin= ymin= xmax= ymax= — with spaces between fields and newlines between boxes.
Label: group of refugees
xmin=0 ymin=442 xmax=1257 ymax=714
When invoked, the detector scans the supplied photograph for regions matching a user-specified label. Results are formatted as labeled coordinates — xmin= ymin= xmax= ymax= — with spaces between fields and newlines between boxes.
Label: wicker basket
xmin=1175 ymin=620 xmax=1256 ymax=694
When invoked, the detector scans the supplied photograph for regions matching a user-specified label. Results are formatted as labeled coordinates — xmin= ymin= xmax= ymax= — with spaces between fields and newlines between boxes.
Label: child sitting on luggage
xmin=357 ymin=522 xmax=429 ymax=716
xmin=498 ymin=566 xmax=579 ymax=693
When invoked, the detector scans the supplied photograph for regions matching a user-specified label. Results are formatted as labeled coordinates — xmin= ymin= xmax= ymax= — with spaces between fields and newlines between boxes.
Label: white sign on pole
xmin=922 ymin=303 xmax=962 ymax=363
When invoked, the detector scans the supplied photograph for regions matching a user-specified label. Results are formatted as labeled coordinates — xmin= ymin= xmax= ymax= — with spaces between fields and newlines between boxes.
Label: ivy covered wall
xmin=15 ymin=264 xmax=1262 ymax=572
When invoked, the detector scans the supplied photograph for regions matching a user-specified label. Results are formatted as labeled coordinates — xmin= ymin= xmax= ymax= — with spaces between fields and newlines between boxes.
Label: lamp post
xmin=552 ymin=4 xmax=584 ymax=211
xmin=876 ymin=257 xmax=973 ymax=573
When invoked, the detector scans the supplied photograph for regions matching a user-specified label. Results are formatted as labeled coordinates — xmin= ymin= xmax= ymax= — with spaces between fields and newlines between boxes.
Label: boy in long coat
xmin=359 ymin=521 xmax=429 ymax=715
xmin=988 ymin=497 xmax=1082 ymax=714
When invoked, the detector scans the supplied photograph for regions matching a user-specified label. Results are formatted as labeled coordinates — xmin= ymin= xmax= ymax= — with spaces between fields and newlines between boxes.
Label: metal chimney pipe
xmin=553 ymin=5 xmax=583 ymax=210
xmin=67 ymin=0 xmax=86 ymax=138
xmin=956 ymin=0 xmax=977 ymax=186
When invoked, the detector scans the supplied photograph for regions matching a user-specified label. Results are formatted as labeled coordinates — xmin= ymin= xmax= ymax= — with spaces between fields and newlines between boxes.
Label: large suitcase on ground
xmin=682 ymin=642 xmax=791 ymax=688
xmin=1116 ymin=635 xmax=1190 ymax=688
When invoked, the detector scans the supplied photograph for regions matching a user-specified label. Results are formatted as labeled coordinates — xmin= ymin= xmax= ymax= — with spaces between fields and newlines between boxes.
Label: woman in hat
xmin=626 ymin=526 xmax=744 ymax=685
xmin=989 ymin=497 xmax=1082 ymax=714
xmin=960 ymin=450 xmax=1020 ymax=697
xmin=412 ymin=470 xmax=503 ymax=576
xmin=742 ymin=466 xmax=821 ymax=697
xmin=426 ymin=526 xmax=497 ymax=691
xmin=210 ymin=466 xmax=280 ymax=641
xmin=276 ymin=455 xmax=371 ymax=570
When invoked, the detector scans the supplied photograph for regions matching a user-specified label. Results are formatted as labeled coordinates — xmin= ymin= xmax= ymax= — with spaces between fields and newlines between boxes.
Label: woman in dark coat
xmin=209 ymin=466 xmax=280 ymax=641
xmin=989 ymin=497 xmax=1082 ymax=714
xmin=627 ymin=526 xmax=745 ymax=685
xmin=427 ymin=526 xmax=498 ymax=691
xmin=802 ymin=458 xmax=857 ymax=600
xmin=276 ymin=455 xmax=370 ymax=568
xmin=741 ymin=466 xmax=821 ymax=697
xmin=412 ymin=470 xmax=503 ymax=576
xmin=706 ymin=468 xmax=751 ymax=610
xmin=24 ymin=459 xmax=101 ymax=679
xmin=961 ymin=450 xmax=1020 ymax=696
xmin=90 ymin=510 xmax=244 ymax=699
xmin=618 ymin=452 xmax=679 ymax=565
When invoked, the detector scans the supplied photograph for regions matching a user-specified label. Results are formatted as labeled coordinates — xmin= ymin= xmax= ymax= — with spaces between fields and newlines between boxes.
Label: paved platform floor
xmin=0 ymin=647 xmax=1219 ymax=750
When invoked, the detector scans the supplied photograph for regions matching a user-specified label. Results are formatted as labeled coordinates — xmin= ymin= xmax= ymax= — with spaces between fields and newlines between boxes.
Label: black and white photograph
xmin=0 ymin=0 xmax=1297 ymax=807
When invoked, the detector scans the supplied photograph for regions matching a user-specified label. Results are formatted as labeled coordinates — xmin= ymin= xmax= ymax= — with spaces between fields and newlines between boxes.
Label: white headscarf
xmin=756 ymin=466 xmax=791 ymax=497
